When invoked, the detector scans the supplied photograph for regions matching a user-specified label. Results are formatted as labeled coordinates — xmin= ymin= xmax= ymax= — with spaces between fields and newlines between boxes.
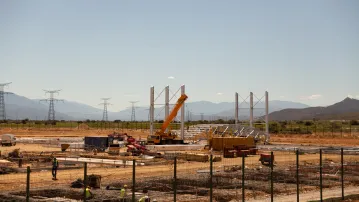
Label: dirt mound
xmin=12 ymin=189 xmax=83 ymax=200
xmin=78 ymin=123 xmax=90 ymax=130
xmin=0 ymin=167 xmax=18 ymax=174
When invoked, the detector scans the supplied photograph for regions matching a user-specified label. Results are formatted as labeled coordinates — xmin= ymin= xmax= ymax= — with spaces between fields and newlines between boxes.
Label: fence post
xmin=210 ymin=154 xmax=213 ymax=202
xmin=26 ymin=166 xmax=30 ymax=202
xmin=296 ymin=149 xmax=299 ymax=202
xmin=320 ymin=149 xmax=323 ymax=202
xmin=270 ymin=151 xmax=274 ymax=202
xmin=132 ymin=159 xmax=136 ymax=202
xmin=242 ymin=154 xmax=245 ymax=202
xmin=83 ymin=162 xmax=87 ymax=202
xmin=340 ymin=148 xmax=344 ymax=200
xmin=174 ymin=157 xmax=177 ymax=202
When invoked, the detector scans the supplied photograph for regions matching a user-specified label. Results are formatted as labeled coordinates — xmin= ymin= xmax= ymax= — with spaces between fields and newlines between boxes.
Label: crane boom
xmin=160 ymin=94 xmax=188 ymax=133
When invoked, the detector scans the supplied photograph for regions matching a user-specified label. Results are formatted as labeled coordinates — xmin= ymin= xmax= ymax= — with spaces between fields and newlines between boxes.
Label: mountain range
xmin=3 ymin=92 xmax=310 ymax=121
xmin=267 ymin=97 xmax=359 ymax=121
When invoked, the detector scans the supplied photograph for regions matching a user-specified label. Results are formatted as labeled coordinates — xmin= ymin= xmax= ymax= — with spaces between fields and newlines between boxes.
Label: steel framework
xmin=40 ymin=90 xmax=64 ymax=121
xmin=130 ymin=101 xmax=139 ymax=122
xmin=149 ymin=85 xmax=186 ymax=138
xmin=0 ymin=82 xmax=12 ymax=120
xmin=233 ymin=91 xmax=270 ymax=143
xmin=99 ymin=98 xmax=111 ymax=121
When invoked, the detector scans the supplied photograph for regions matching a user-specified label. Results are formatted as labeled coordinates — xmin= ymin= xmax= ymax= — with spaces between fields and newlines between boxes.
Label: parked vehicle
xmin=1 ymin=134 xmax=16 ymax=146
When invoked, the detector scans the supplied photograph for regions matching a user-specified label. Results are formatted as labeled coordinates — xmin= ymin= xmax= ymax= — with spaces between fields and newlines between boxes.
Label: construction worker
xmin=52 ymin=157 xmax=59 ymax=180
xmin=119 ymin=184 xmax=127 ymax=201
xmin=138 ymin=189 xmax=150 ymax=202
xmin=85 ymin=186 xmax=93 ymax=199
xmin=138 ymin=195 xmax=149 ymax=202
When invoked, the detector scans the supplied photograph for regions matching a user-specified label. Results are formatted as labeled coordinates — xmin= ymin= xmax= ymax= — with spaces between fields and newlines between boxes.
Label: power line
xmin=99 ymin=98 xmax=111 ymax=121
xmin=40 ymin=90 xmax=64 ymax=121
xmin=129 ymin=101 xmax=139 ymax=122
xmin=0 ymin=82 xmax=12 ymax=120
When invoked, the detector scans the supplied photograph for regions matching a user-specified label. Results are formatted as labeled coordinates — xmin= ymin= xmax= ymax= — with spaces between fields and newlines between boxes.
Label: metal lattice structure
xmin=130 ymin=101 xmax=139 ymax=122
xmin=149 ymin=85 xmax=186 ymax=138
xmin=234 ymin=91 xmax=270 ymax=143
xmin=40 ymin=90 xmax=64 ymax=121
xmin=0 ymin=82 xmax=12 ymax=120
xmin=99 ymin=98 xmax=111 ymax=121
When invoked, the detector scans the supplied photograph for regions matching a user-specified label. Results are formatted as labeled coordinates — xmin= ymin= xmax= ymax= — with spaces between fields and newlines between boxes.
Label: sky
xmin=1 ymin=0 xmax=358 ymax=111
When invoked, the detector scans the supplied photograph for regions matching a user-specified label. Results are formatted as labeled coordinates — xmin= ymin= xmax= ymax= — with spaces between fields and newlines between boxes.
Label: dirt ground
xmin=0 ymin=128 xmax=149 ymax=138
xmin=271 ymin=134 xmax=359 ymax=146
xmin=2 ymin=127 xmax=359 ymax=146
xmin=1 ymin=128 xmax=359 ymax=201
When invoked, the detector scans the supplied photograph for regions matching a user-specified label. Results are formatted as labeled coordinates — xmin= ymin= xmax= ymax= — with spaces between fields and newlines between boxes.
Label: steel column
xmin=150 ymin=86 xmax=154 ymax=136
xmin=165 ymin=85 xmax=169 ymax=132
xmin=235 ymin=92 xmax=239 ymax=128
xmin=265 ymin=91 xmax=269 ymax=143
xmin=250 ymin=92 xmax=254 ymax=128
xmin=180 ymin=85 xmax=185 ymax=139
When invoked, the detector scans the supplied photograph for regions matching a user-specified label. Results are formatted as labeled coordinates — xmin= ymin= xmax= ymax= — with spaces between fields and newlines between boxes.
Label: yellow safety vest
xmin=138 ymin=196 xmax=149 ymax=202
xmin=85 ymin=188 xmax=91 ymax=198
xmin=120 ymin=188 xmax=125 ymax=198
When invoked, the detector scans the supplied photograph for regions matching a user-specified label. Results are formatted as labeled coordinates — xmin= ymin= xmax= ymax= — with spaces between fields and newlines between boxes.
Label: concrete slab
xmin=56 ymin=157 xmax=145 ymax=166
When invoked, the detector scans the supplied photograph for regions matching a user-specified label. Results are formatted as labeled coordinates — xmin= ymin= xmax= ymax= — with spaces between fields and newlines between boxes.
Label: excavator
xmin=147 ymin=94 xmax=188 ymax=145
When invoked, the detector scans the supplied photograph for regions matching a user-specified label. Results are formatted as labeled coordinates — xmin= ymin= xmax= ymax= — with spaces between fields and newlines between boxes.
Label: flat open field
xmin=1 ymin=127 xmax=359 ymax=201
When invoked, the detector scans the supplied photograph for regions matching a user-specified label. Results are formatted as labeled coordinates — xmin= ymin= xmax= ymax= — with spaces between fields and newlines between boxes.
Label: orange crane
xmin=147 ymin=94 xmax=188 ymax=145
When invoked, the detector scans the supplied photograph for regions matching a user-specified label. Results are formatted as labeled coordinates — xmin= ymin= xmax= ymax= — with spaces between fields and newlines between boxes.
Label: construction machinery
xmin=1 ymin=134 xmax=16 ymax=146
xmin=147 ymin=94 xmax=188 ymax=145
xmin=259 ymin=153 xmax=274 ymax=165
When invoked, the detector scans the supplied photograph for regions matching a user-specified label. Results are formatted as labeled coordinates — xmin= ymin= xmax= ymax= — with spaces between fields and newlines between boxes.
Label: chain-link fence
xmin=1 ymin=148 xmax=359 ymax=202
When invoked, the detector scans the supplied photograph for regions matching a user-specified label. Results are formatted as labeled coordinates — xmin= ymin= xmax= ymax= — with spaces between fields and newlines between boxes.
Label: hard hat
xmin=124 ymin=184 xmax=127 ymax=187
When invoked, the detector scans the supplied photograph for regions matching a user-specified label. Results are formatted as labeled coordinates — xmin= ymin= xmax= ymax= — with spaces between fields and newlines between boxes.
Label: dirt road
xmin=1 ymin=151 xmax=358 ymax=192
xmin=247 ymin=186 xmax=359 ymax=202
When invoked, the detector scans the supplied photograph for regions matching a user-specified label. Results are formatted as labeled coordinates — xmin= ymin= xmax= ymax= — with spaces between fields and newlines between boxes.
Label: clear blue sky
xmin=1 ymin=0 xmax=358 ymax=111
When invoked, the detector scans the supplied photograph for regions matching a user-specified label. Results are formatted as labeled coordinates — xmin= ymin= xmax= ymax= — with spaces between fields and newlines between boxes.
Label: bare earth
xmin=1 ymin=128 xmax=359 ymax=201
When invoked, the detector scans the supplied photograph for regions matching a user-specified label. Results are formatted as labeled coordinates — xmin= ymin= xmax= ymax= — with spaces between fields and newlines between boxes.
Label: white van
xmin=1 ymin=134 xmax=16 ymax=146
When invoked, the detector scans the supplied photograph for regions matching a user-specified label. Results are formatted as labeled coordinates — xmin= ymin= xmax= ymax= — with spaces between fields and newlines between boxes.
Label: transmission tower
xmin=0 ymin=82 xmax=12 ymax=120
xmin=40 ymin=90 xmax=64 ymax=121
xmin=129 ymin=101 xmax=139 ymax=122
xmin=200 ymin=113 xmax=204 ymax=121
xmin=99 ymin=98 xmax=111 ymax=121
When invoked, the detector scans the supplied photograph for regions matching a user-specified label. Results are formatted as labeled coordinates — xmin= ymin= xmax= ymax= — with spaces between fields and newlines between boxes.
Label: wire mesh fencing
xmin=1 ymin=148 xmax=359 ymax=202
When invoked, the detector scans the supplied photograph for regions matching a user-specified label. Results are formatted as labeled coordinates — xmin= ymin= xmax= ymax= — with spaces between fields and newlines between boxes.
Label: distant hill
xmin=4 ymin=94 xmax=73 ymax=120
xmin=212 ymin=100 xmax=309 ymax=120
xmin=3 ymin=92 xmax=310 ymax=121
xmin=267 ymin=97 xmax=359 ymax=121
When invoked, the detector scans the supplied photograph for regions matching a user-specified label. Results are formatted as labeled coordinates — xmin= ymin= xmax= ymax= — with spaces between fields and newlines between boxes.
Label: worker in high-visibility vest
xmin=138 ymin=195 xmax=150 ymax=202
xmin=52 ymin=157 xmax=59 ymax=180
xmin=119 ymin=184 xmax=127 ymax=201
xmin=138 ymin=189 xmax=150 ymax=202
xmin=85 ymin=186 xmax=93 ymax=199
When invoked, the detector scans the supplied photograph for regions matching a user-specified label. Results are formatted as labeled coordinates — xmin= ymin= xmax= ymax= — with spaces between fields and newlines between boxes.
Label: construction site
xmin=0 ymin=86 xmax=359 ymax=202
